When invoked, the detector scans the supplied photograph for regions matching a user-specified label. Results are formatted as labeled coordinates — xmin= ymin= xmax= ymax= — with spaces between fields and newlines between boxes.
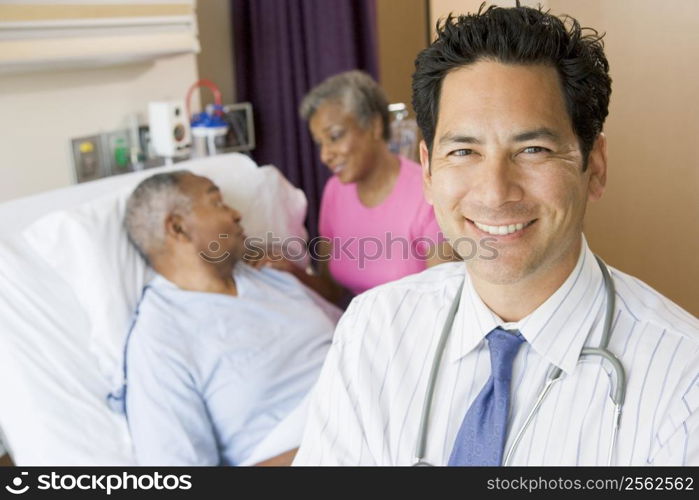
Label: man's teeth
xmin=474 ymin=221 xmax=531 ymax=235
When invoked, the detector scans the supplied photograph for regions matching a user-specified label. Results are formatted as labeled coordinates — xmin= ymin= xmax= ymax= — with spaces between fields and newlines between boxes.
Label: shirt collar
xmin=150 ymin=264 xmax=244 ymax=299
xmin=449 ymin=237 xmax=606 ymax=375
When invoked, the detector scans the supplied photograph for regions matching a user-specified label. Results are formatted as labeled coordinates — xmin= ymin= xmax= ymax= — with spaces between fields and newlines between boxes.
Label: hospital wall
xmin=375 ymin=0 xmax=429 ymax=114
xmin=428 ymin=0 xmax=699 ymax=316
xmin=196 ymin=0 xmax=235 ymax=108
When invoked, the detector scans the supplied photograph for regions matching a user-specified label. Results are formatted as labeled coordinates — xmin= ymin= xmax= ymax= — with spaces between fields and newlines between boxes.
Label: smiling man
xmin=294 ymin=5 xmax=698 ymax=466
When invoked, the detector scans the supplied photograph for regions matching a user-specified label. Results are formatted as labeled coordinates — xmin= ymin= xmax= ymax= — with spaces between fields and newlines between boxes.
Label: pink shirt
xmin=318 ymin=156 xmax=442 ymax=295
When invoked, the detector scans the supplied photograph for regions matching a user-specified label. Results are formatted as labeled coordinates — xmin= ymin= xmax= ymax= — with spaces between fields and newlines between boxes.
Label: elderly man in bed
xmin=119 ymin=170 xmax=338 ymax=466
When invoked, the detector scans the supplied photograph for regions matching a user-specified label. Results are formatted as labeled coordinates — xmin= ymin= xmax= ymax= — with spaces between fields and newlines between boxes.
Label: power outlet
xmin=71 ymin=135 xmax=106 ymax=183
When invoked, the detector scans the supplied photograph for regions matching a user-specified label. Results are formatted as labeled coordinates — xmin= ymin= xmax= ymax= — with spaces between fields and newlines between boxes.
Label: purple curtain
xmin=231 ymin=0 xmax=379 ymax=242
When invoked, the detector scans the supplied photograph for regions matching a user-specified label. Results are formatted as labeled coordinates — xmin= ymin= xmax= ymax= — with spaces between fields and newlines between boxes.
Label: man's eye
xmin=522 ymin=146 xmax=550 ymax=154
xmin=450 ymin=149 xmax=474 ymax=157
xmin=329 ymin=130 xmax=345 ymax=142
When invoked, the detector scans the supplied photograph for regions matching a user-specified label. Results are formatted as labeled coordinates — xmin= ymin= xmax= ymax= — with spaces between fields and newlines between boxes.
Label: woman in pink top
xmin=281 ymin=71 xmax=454 ymax=303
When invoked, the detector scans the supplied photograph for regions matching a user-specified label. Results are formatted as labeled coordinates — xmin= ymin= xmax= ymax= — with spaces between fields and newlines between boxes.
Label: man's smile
xmin=466 ymin=218 xmax=537 ymax=237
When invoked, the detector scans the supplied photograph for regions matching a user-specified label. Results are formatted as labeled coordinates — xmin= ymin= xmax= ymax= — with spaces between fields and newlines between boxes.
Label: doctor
xmin=294 ymin=4 xmax=699 ymax=466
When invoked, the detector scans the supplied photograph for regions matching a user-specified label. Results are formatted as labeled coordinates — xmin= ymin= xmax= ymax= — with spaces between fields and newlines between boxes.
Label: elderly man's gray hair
xmin=299 ymin=70 xmax=390 ymax=141
xmin=124 ymin=170 xmax=192 ymax=262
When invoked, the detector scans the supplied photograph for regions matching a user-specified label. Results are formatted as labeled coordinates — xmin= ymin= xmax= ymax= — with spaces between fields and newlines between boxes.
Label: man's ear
xmin=587 ymin=133 xmax=607 ymax=202
xmin=420 ymin=140 xmax=434 ymax=205
xmin=165 ymin=213 xmax=190 ymax=242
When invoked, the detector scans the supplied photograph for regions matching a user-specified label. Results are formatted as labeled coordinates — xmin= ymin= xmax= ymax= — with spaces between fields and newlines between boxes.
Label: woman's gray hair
xmin=299 ymin=70 xmax=390 ymax=141
xmin=124 ymin=170 xmax=192 ymax=262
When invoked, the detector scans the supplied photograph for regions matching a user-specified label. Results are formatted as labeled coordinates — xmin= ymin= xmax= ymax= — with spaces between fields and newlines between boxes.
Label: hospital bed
xmin=0 ymin=153 xmax=311 ymax=465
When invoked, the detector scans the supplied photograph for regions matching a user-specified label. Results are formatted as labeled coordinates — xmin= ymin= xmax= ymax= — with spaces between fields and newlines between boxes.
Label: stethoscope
xmin=413 ymin=255 xmax=626 ymax=466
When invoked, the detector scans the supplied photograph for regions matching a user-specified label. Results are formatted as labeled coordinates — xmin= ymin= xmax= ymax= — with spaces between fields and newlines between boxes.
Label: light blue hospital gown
xmin=124 ymin=263 xmax=336 ymax=465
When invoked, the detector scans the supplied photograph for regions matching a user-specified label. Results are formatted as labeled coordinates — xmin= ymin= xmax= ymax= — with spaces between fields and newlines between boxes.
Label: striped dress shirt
xmin=294 ymin=239 xmax=699 ymax=465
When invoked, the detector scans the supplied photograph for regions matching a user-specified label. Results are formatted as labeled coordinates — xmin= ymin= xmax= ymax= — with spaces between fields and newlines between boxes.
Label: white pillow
xmin=0 ymin=237 xmax=135 ymax=465
xmin=0 ymin=153 xmax=309 ymax=464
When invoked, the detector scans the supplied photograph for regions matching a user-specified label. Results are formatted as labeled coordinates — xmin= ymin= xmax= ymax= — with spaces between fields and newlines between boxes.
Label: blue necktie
xmin=448 ymin=327 xmax=524 ymax=466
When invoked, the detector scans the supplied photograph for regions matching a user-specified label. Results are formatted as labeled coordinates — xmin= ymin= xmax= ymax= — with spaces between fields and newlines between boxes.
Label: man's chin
xmin=466 ymin=255 xmax=534 ymax=286
xmin=197 ymin=245 xmax=243 ymax=268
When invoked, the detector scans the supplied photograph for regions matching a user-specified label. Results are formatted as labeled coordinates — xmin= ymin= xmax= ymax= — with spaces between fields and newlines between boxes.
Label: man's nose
xmin=473 ymin=153 xmax=523 ymax=208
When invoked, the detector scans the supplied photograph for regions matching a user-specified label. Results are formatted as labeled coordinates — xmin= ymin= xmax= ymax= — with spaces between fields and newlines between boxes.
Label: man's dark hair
xmin=412 ymin=3 xmax=611 ymax=168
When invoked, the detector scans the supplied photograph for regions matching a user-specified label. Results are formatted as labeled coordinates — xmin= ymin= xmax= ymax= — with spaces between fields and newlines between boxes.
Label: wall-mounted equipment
xmin=186 ymin=80 xmax=228 ymax=157
xmin=221 ymin=103 xmax=255 ymax=153
xmin=184 ymin=79 xmax=255 ymax=156
xmin=104 ymin=130 xmax=132 ymax=177
xmin=71 ymin=126 xmax=169 ymax=184
xmin=71 ymin=135 xmax=106 ymax=183
xmin=148 ymin=100 xmax=191 ymax=159
xmin=190 ymin=106 xmax=229 ymax=157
